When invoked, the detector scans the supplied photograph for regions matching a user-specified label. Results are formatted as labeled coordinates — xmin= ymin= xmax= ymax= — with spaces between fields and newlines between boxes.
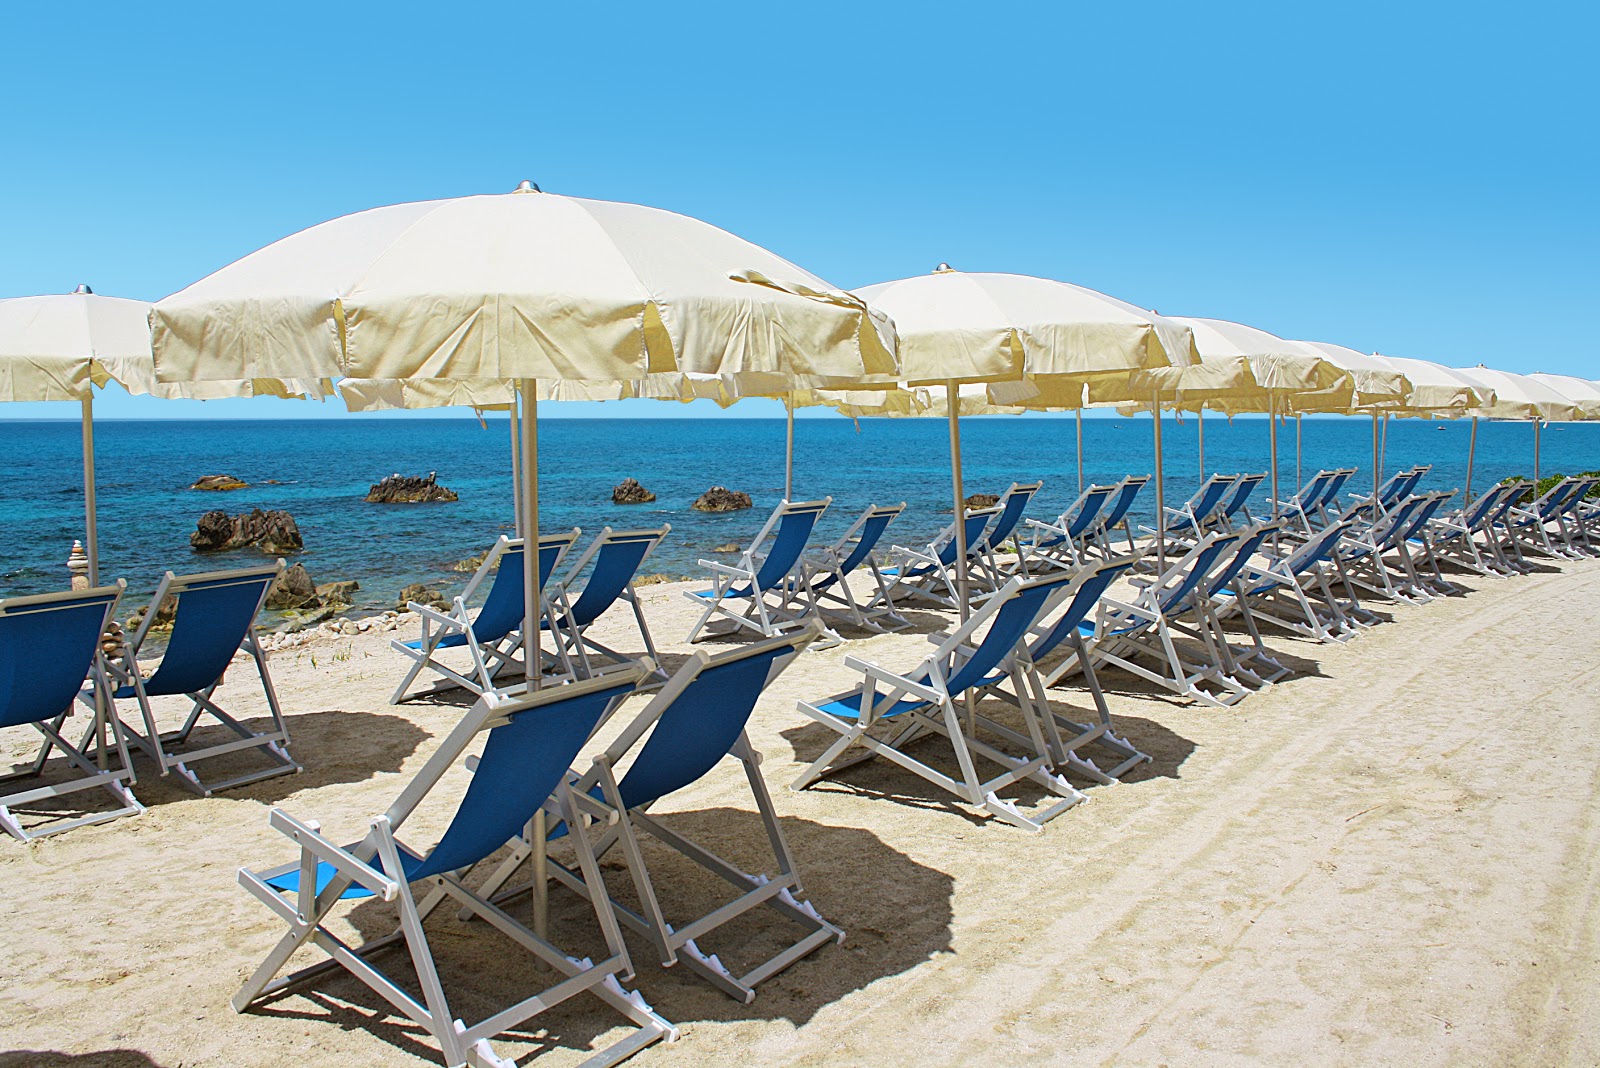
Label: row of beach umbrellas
xmin=5 ymin=183 xmax=1599 ymax=669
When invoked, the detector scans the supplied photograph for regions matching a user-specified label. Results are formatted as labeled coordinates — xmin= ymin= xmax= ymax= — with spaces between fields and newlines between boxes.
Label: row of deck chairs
xmin=0 ymin=563 xmax=294 ymax=840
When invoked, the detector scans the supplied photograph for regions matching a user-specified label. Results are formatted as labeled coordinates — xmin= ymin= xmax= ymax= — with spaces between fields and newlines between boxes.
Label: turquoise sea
xmin=2 ymin=415 xmax=1595 ymax=617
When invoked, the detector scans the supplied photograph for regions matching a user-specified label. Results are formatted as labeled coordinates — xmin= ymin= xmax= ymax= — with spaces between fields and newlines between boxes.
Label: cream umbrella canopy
xmin=1369 ymin=357 xmax=1494 ymax=495
xmin=1451 ymin=366 xmax=1583 ymax=484
xmin=153 ymin=182 xmax=899 ymax=687
xmin=854 ymin=268 xmax=1188 ymax=616
xmin=1527 ymin=373 xmax=1600 ymax=420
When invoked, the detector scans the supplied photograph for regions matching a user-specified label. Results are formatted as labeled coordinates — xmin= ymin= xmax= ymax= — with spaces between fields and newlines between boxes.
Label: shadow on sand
xmin=0 ymin=1054 xmax=171 ymax=1068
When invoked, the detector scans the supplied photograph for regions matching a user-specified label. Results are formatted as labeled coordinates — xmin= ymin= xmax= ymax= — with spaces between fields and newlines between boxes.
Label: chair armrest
xmin=697 ymin=559 xmax=752 ymax=578
xmin=266 ymin=808 xmax=399 ymax=902
xmin=410 ymin=602 xmax=465 ymax=630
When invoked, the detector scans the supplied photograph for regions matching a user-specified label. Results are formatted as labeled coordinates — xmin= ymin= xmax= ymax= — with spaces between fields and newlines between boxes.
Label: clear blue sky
xmin=2 ymin=1 xmax=1594 ymax=419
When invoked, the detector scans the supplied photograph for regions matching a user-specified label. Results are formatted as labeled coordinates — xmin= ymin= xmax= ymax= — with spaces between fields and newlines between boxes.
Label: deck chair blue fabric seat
xmin=1338 ymin=493 xmax=1454 ymax=605
xmin=1216 ymin=517 xmax=1365 ymax=643
xmin=1083 ymin=475 xmax=1150 ymax=560
xmin=1021 ymin=482 xmax=1119 ymax=572
xmin=1426 ymin=483 xmax=1525 ymax=577
xmin=391 ymin=530 xmax=578 ymax=703
xmin=684 ymin=498 xmax=831 ymax=644
xmin=0 ymin=583 xmax=141 ymax=841
xmin=1283 ymin=468 xmax=1355 ymax=536
xmin=795 ymin=571 xmax=1091 ymax=832
xmin=544 ymin=526 xmax=670 ymax=681
xmin=1039 ymin=531 xmax=1252 ymax=707
xmin=235 ymin=668 xmax=677 ymax=1068
xmin=876 ymin=507 xmax=997 ymax=609
xmin=797 ymin=503 xmax=908 ymax=633
xmin=108 ymin=564 xmax=296 ymax=797
xmin=973 ymin=556 xmax=1151 ymax=785
xmin=1347 ymin=465 xmax=1430 ymax=518
xmin=1151 ymin=474 xmax=1238 ymax=543
xmin=1212 ymin=472 xmax=1267 ymax=531
xmin=474 ymin=629 xmax=843 ymax=1004
xmin=968 ymin=481 xmax=1042 ymax=585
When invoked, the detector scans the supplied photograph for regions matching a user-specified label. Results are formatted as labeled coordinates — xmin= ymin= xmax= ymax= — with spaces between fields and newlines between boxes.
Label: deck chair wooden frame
xmin=544 ymin=525 xmax=670 ymax=682
xmin=684 ymin=498 xmax=831 ymax=645
xmin=0 ymin=583 xmax=143 ymax=841
xmin=234 ymin=668 xmax=677 ymax=1068
xmin=474 ymin=629 xmax=843 ymax=1005
xmin=795 ymin=571 xmax=1091 ymax=833
xmin=391 ymin=531 xmax=579 ymax=703
xmin=795 ymin=503 xmax=909 ymax=634
xmin=107 ymin=563 xmax=298 ymax=797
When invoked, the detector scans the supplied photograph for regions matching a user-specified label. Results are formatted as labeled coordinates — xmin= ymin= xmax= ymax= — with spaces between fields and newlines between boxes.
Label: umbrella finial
xmin=933 ymin=263 xmax=954 ymax=273
xmin=513 ymin=180 xmax=542 ymax=194
xmin=74 ymin=283 xmax=93 ymax=294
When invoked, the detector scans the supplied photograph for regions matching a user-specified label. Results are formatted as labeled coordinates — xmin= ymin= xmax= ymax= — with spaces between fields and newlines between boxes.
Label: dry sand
xmin=2 ymin=555 xmax=1598 ymax=1067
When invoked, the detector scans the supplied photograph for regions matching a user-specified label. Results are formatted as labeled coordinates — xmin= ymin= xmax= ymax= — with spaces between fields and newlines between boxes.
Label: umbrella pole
xmin=1076 ymin=407 xmax=1084 ymax=493
xmin=1197 ymin=407 xmax=1205 ymax=480
xmin=509 ymin=398 xmax=523 ymax=538
xmin=1380 ymin=413 xmax=1389 ymax=480
xmin=517 ymin=379 xmax=549 ymax=945
xmin=81 ymin=394 xmax=107 ymax=769
xmin=1371 ymin=413 xmax=1381 ymax=493
xmin=1534 ymin=419 xmax=1541 ymax=484
xmin=784 ymin=393 xmax=795 ymax=500
xmin=1295 ymin=413 xmax=1303 ymax=491
xmin=1465 ymin=416 xmax=1478 ymax=500
xmin=1269 ymin=398 xmax=1280 ymax=516
xmin=1153 ymin=393 xmax=1166 ymax=573
xmin=947 ymin=381 xmax=970 ymax=621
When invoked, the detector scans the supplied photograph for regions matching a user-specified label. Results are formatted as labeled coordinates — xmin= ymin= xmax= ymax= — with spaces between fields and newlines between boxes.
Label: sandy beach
xmin=2 ymin=556 xmax=1598 ymax=1068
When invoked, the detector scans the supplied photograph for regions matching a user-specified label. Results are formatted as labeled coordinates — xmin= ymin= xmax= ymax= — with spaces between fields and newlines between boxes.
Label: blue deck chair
xmin=684 ymin=498 xmax=832 ymax=644
xmin=973 ymin=556 xmax=1151 ymax=784
xmin=544 ymin=525 xmax=670 ymax=681
xmin=1347 ymin=465 xmax=1430 ymax=518
xmin=1040 ymin=530 xmax=1252 ymax=707
xmin=1180 ymin=521 xmax=1291 ymax=688
xmin=108 ymin=564 xmax=297 ymax=797
xmin=474 ymin=629 xmax=843 ymax=1004
xmin=0 ymin=583 xmax=141 ymax=841
xmin=1425 ymin=483 xmax=1525 ymax=577
xmin=876 ymin=507 xmax=997 ymax=609
xmin=1338 ymin=493 xmax=1452 ymax=605
xmin=1543 ymin=475 xmax=1599 ymax=556
xmin=795 ymin=570 xmax=1091 ymax=832
xmin=1212 ymin=472 xmax=1267 ymax=531
xmin=968 ymin=481 xmax=1043 ymax=585
xmin=1021 ymin=482 xmax=1119 ymax=572
xmin=1217 ymin=517 xmax=1364 ymax=643
xmin=1283 ymin=469 xmax=1336 ymax=534
xmin=1500 ymin=478 xmax=1583 ymax=562
xmin=1312 ymin=468 xmax=1357 ymax=525
xmin=1149 ymin=474 xmax=1238 ymax=545
xmin=234 ymin=668 xmax=677 ymax=1068
xmin=796 ymin=503 xmax=909 ymax=633
xmin=1083 ymin=474 xmax=1150 ymax=560
xmin=391 ymin=530 xmax=578 ymax=703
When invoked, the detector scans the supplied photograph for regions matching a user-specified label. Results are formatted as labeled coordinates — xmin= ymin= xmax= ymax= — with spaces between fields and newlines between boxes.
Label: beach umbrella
xmin=1527 ymin=373 xmax=1600 ymax=421
xmin=153 ymin=182 xmax=899 ymax=688
xmin=854 ymin=268 xmax=1188 ymax=616
xmin=1290 ymin=342 xmax=1413 ymax=494
xmin=1451 ymin=366 xmax=1583 ymax=485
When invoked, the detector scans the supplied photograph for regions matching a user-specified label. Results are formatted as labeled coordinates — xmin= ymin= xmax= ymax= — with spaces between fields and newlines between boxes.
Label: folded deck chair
xmin=0 ymin=583 xmax=142 ymax=841
xmin=391 ymin=530 xmax=578 ymax=703
xmin=476 ymin=629 xmax=843 ymax=1005
xmin=684 ymin=498 xmax=831 ymax=645
xmin=973 ymin=556 xmax=1151 ymax=784
xmin=875 ymin=507 xmax=997 ymax=609
xmin=1426 ymin=483 xmax=1525 ymax=577
xmin=1082 ymin=474 xmax=1150 ymax=560
xmin=969 ymin=480 xmax=1043 ymax=585
xmin=106 ymin=564 xmax=297 ymax=797
xmin=1149 ymin=474 xmax=1238 ymax=545
xmin=1039 ymin=530 xmax=1252 ymax=708
xmin=1217 ymin=517 xmax=1364 ymax=643
xmin=1021 ymin=482 xmax=1119 ymax=572
xmin=795 ymin=571 xmax=1091 ymax=832
xmin=544 ymin=525 xmax=670 ymax=681
xmin=796 ymin=503 xmax=908 ymax=633
xmin=235 ymin=668 xmax=676 ymax=1068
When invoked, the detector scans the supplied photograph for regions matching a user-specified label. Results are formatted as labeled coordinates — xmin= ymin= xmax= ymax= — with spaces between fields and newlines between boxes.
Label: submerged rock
xmin=191 ymin=474 xmax=248 ymax=491
xmin=265 ymin=563 xmax=320 ymax=610
xmin=450 ymin=551 xmax=490 ymax=573
xmin=612 ymin=477 xmax=656 ymax=504
xmin=191 ymin=508 xmax=304 ymax=554
xmin=126 ymin=593 xmax=178 ymax=633
xmin=366 ymin=472 xmax=459 ymax=504
xmin=709 ymin=543 xmax=741 ymax=554
xmin=692 ymin=486 xmax=753 ymax=513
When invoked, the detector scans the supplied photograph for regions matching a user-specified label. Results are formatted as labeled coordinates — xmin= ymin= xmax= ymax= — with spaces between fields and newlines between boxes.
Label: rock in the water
xmin=191 ymin=474 xmax=248 ymax=491
xmin=964 ymin=493 xmax=1000 ymax=510
xmin=126 ymin=593 xmax=178 ymax=633
xmin=612 ymin=477 xmax=656 ymax=504
xmin=450 ymin=551 xmax=490 ymax=573
xmin=692 ymin=486 xmax=753 ymax=513
xmin=266 ymin=563 xmax=320 ymax=610
xmin=315 ymin=579 xmax=360 ymax=606
xmin=709 ymin=543 xmax=741 ymax=553
xmin=366 ymin=472 xmax=459 ymax=504
xmin=398 ymin=583 xmax=452 ymax=611
xmin=191 ymin=508 xmax=304 ymax=554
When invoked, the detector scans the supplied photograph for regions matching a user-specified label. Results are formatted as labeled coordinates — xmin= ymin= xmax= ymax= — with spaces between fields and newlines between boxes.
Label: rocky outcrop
xmin=398 ymin=583 xmax=452 ymax=611
xmin=191 ymin=474 xmax=248 ymax=491
xmin=964 ymin=493 xmax=1000 ymax=510
xmin=450 ymin=551 xmax=490 ymax=573
xmin=316 ymin=580 xmax=360 ymax=606
xmin=692 ymin=486 xmax=753 ymax=513
xmin=191 ymin=508 xmax=304 ymax=554
xmin=126 ymin=594 xmax=178 ymax=633
xmin=612 ymin=478 xmax=656 ymax=504
xmin=265 ymin=564 xmax=319 ymax=610
xmin=366 ymin=472 xmax=458 ymax=504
